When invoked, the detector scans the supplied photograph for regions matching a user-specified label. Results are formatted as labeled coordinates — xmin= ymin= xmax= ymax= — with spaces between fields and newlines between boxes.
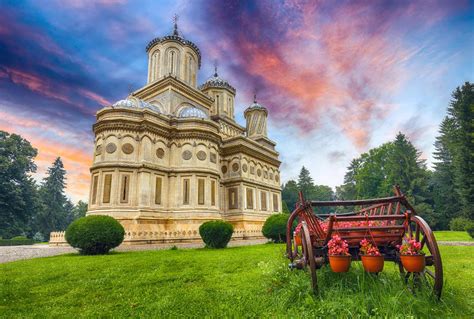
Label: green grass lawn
xmin=1 ymin=244 xmax=473 ymax=318
xmin=434 ymin=231 xmax=473 ymax=242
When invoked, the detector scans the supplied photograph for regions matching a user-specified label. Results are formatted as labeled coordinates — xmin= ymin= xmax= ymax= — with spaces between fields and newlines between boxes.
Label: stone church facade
xmin=51 ymin=23 xmax=281 ymax=245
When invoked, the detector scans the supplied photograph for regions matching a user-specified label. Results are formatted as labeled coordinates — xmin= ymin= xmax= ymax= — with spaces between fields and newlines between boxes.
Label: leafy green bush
xmin=262 ymin=214 xmax=289 ymax=243
xmin=449 ymin=217 xmax=472 ymax=231
xmin=199 ymin=221 xmax=234 ymax=248
xmin=466 ymin=223 xmax=474 ymax=239
xmin=65 ymin=215 xmax=125 ymax=255
xmin=11 ymin=236 xmax=28 ymax=240
xmin=0 ymin=238 xmax=35 ymax=246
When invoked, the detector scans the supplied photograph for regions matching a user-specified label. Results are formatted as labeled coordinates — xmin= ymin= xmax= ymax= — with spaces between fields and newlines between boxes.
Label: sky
xmin=0 ymin=0 xmax=473 ymax=202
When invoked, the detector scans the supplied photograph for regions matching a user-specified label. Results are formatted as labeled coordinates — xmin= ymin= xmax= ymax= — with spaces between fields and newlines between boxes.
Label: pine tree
xmin=36 ymin=157 xmax=70 ymax=239
xmin=282 ymin=180 xmax=299 ymax=211
xmin=432 ymin=117 xmax=460 ymax=228
xmin=447 ymin=82 xmax=474 ymax=219
xmin=297 ymin=166 xmax=315 ymax=197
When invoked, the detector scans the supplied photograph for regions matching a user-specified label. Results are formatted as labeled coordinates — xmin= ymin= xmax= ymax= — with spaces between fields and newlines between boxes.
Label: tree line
xmin=0 ymin=131 xmax=87 ymax=240
xmin=282 ymin=82 xmax=473 ymax=230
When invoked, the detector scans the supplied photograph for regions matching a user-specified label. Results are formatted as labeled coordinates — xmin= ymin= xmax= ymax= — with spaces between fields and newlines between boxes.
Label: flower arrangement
xmin=359 ymin=238 xmax=381 ymax=256
xmin=328 ymin=235 xmax=350 ymax=256
xmin=397 ymin=238 xmax=424 ymax=256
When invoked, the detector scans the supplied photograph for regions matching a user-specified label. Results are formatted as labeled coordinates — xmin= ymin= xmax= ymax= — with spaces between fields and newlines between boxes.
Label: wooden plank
xmin=310 ymin=196 xmax=404 ymax=207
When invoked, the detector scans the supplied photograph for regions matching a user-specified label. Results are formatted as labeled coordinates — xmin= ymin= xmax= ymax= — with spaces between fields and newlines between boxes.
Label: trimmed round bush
xmin=466 ymin=222 xmax=474 ymax=239
xmin=199 ymin=221 xmax=234 ymax=248
xmin=262 ymin=213 xmax=289 ymax=243
xmin=66 ymin=215 xmax=125 ymax=255
xmin=449 ymin=217 xmax=471 ymax=231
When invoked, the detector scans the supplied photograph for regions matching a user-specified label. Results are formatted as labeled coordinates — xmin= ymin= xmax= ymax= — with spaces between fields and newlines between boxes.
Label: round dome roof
xmin=178 ymin=106 xmax=208 ymax=119
xmin=244 ymin=95 xmax=268 ymax=116
xmin=146 ymin=20 xmax=201 ymax=67
xmin=112 ymin=97 xmax=162 ymax=113
xmin=198 ymin=69 xmax=236 ymax=94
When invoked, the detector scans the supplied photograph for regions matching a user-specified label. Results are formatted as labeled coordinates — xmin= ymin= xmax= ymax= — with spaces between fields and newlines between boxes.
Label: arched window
xmin=152 ymin=51 xmax=160 ymax=81
xmin=167 ymin=48 xmax=179 ymax=76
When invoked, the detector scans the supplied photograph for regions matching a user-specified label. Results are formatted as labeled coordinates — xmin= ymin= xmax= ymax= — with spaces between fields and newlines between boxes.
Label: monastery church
xmin=51 ymin=21 xmax=281 ymax=245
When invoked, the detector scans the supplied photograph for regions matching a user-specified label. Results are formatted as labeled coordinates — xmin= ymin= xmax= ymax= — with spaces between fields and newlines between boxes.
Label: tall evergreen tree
xmin=432 ymin=117 xmax=460 ymax=228
xmin=297 ymin=166 xmax=315 ymax=197
xmin=36 ymin=157 xmax=71 ymax=239
xmin=0 ymin=131 xmax=39 ymax=238
xmin=448 ymin=82 xmax=474 ymax=219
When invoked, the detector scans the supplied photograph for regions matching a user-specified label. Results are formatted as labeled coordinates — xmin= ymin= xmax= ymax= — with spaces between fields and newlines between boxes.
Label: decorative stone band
xmin=49 ymin=229 xmax=264 ymax=246
xmin=49 ymin=231 xmax=67 ymax=246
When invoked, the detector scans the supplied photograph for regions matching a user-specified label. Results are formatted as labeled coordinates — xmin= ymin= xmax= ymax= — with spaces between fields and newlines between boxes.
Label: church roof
xmin=112 ymin=96 xmax=162 ymax=113
xmin=146 ymin=20 xmax=201 ymax=67
xmin=198 ymin=68 xmax=236 ymax=94
xmin=244 ymin=95 xmax=268 ymax=115
xmin=178 ymin=105 xmax=208 ymax=119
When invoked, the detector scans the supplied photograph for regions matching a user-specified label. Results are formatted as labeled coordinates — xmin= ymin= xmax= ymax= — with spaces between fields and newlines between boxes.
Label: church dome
xmin=112 ymin=97 xmax=162 ymax=113
xmin=199 ymin=68 xmax=236 ymax=94
xmin=146 ymin=19 xmax=201 ymax=67
xmin=178 ymin=106 xmax=208 ymax=119
xmin=244 ymin=95 xmax=268 ymax=115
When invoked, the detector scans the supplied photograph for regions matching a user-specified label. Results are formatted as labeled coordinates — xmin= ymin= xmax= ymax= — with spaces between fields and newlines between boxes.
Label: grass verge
xmin=1 ymin=244 xmax=472 ymax=318
xmin=434 ymin=231 xmax=473 ymax=242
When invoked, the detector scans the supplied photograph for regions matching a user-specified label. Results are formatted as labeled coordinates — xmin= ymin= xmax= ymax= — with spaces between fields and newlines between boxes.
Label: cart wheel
xmin=400 ymin=215 xmax=443 ymax=299
xmin=301 ymin=221 xmax=318 ymax=293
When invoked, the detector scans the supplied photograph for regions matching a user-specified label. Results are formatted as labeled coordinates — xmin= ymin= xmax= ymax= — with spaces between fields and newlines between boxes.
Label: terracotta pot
xmin=329 ymin=255 xmax=351 ymax=273
xmin=294 ymin=233 xmax=302 ymax=246
xmin=400 ymin=254 xmax=425 ymax=272
xmin=361 ymin=255 xmax=384 ymax=273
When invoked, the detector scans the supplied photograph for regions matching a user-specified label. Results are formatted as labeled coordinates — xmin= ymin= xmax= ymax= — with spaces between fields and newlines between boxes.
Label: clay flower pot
xmin=361 ymin=255 xmax=384 ymax=273
xmin=329 ymin=255 xmax=351 ymax=273
xmin=294 ymin=233 xmax=302 ymax=246
xmin=400 ymin=254 xmax=425 ymax=272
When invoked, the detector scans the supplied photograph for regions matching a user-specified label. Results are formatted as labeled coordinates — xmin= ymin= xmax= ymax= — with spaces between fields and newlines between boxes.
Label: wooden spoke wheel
xmin=399 ymin=215 xmax=443 ymax=299
xmin=301 ymin=221 xmax=318 ymax=293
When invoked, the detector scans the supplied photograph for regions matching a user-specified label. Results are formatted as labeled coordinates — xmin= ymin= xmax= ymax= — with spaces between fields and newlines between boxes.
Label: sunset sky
xmin=1 ymin=0 xmax=473 ymax=202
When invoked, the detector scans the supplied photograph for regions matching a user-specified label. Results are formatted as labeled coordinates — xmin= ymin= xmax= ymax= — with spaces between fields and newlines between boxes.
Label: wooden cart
xmin=286 ymin=186 xmax=443 ymax=298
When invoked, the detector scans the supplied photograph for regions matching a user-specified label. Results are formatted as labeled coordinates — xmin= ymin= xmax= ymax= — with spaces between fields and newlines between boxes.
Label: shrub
xmin=66 ymin=215 xmax=125 ymax=255
xmin=199 ymin=221 xmax=234 ymax=248
xmin=262 ymin=214 xmax=289 ymax=243
xmin=11 ymin=236 xmax=28 ymax=240
xmin=449 ymin=217 xmax=472 ymax=231
xmin=467 ymin=222 xmax=474 ymax=239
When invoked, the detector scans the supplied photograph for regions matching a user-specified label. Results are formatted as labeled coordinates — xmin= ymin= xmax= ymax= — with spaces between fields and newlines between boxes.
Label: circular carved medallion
xmin=156 ymin=148 xmax=165 ymax=159
xmin=232 ymin=163 xmax=239 ymax=172
xmin=257 ymin=169 xmax=262 ymax=177
xmin=242 ymin=164 xmax=248 ymax=172
xmin=106 ymin=143 xmax=116 ymax=154
xmin=221 ymin=165 xmax=228 ymax=174
xmin=122 ymin=143 xmax=134 ymax=154
xmin=95 ymin=145 xmax=102 ymax=155
xmin=182 ymin=150 xmax=192 ymax=160
xmin=197 ymin=151 xmax=207 ymax=161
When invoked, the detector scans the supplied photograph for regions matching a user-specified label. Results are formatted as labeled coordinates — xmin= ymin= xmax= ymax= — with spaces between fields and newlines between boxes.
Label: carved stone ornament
xmin=156 ymin=148 xmax=165 ymax=159
xmin=257 ymin=169 xmax=262 ymax=177
xmin=250 ymin=166 xmax=255 ymax=174
xmin=106 ymin=143 xmax=117 ymax=154
xmin=197 ymin=150 xmax=207 ymax=161
xmin=122 ymin=143 xmax=134 ymax=154
xmin=221 ymin=165 xmax=228 ymax=174
xmin=264 ymin=171 xmax=268 ymax=179
xmin=275 ymin=174 xmax=280 ymax=182
xmin=210 ymin=152 xmax=217 ymax=163
xmin=95 ymin=145 xmax=102 ymax=155
xmin=242 ymin=164 xmax=248 ymax=172
xmin=232 ymin=163 xmax=239 ymax=172
xmin=182 ymin=150 xmax=192 ymax=160
xmin=269 ymin=173 xmax=273 ymax=180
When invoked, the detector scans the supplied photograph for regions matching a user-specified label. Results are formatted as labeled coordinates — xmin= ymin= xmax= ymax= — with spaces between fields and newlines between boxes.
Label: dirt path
xmin=0 ymin=239 xmax=268 ymax=264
